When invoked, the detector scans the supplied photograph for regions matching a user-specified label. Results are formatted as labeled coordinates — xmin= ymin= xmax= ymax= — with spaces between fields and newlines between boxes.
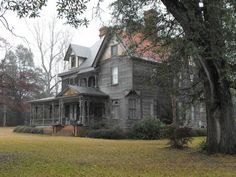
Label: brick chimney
xmin=99 ymin=26 xmax=108 ymax=38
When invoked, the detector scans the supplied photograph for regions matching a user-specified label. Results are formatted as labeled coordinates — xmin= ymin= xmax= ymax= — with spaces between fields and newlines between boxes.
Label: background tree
xmin=31 ymin=17 xmax=72 ymax=96
xmin=0 ymin=44 xmax=45 ymax=126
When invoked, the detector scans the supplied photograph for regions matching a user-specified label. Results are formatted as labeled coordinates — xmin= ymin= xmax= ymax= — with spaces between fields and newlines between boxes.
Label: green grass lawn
xmin=0 ymin=128 xmax=235 ymax=177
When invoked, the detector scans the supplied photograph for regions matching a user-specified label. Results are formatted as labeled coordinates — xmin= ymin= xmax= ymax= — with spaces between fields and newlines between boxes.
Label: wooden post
xmin=95 ymin=74 xmax=98 ymax=88
xmin=42 ymin=104 xmax=45 ymax=125
xmin=3 ymin=104 xmax=7 ymax=127
xmin=59 ymin=100 xmax=61 ymax=123
xmin=81 ymin=98 xmax=85 ymax=125
xmin=87 ymin=101 xmax=90 ymax=126
xmin=52 ymin=102 xmax=55 ymax=124
xmin=74 ymin=104 xmax=77 ymax=121
xmin=79 ymin=99 xmax=82 ymax=123
xmin=29 ymin=104 xmax=32 ymax=126
xmin=33 ymin=105 xmax=36 ymax=125
xmin=61 ymin=101 xmax=64 ymax=124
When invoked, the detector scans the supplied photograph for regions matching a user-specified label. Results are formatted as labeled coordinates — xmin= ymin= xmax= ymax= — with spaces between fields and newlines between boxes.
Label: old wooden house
xmin=29 ymin=28 xmax=206 ymax=129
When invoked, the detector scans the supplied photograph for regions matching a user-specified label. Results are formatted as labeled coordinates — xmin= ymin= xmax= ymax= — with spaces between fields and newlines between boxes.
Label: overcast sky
xmin=0 ymin=0 xmax=112 ymax=66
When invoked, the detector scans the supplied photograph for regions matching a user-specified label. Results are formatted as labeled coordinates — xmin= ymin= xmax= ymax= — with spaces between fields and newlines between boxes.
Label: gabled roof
xmin=70 ymin=44 xmax=90 ymax=59
xmin=58 ymin=36 xmax=105 ymax=77
xmin=59 ymin=29 xmax=164 ymax=77
xmin=57 ymin=85 xmax=108 ymax=97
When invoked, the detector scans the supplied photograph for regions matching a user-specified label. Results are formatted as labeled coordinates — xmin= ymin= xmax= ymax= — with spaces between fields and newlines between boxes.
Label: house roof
xmin=117 ymin=32 xmax=165 ymax=62
xmin=70 ymin=44 xmax=90 ymax=59
xmin=59 ymin=29 xmax=163 ymax=77
xmin=58 ymin=36 xmax=105 ymax=77
xmin=28 ymin=97 xmax=57 ymax=103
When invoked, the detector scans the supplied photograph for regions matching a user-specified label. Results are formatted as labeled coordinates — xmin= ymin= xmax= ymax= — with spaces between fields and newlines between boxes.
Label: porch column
xmin=79 ymin=99 xmax=82 ymax=123
xmin=59 ymin=100 xmax=61 ymax=123
xmin=87 ymin=77 xmax=89 ymax=87
xmin=95 ymin=75 xmax=98 ymax=88
xmin=42 ymin=104 xmax=45 ymax=125
xmin=87 ymin=101 xmax=90 ymax=126
xmin=59 ymin=100 xmax=62 ymax=124
xmin=29 ymin=104 xmax=32 ymax=126
xmin=74 ymin=104 xmax=77 ymax=121
xmin=32 ymin=105 xmax=35 ymax=125
xmin=81 ymin=98 xmax=86 ymax=125
xmin=52 ymin=102 xmax=55 ymax=124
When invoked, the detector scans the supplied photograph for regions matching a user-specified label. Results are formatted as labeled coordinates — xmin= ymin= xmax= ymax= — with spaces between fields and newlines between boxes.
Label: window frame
xmin=111 ymin=44 xmax=118 ymax=57
xmin=128 ymin=98 xmax=137 ymax=119
xmin=71 ymin=55 xmax=76 ymax=68
xmin=111 ymin=66 xmax=119 ymax=85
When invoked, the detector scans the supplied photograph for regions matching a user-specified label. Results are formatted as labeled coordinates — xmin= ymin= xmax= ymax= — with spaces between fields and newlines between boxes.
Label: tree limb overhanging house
xmin=28 ymin=27 xmax=207 ymax=129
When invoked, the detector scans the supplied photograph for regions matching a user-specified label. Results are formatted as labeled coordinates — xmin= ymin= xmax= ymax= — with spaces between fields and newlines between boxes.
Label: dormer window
xmin=71 ymin=55 xmax=76 ymax=68
xmin=78 ymin=57 xmax=85 ymax=67
xmin=111 ymin=44 xmax=118 ymax=57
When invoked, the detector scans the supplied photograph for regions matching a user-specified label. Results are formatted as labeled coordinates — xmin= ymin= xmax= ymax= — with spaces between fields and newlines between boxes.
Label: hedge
xmin=13 ymin=126 xmax=43 ymax=134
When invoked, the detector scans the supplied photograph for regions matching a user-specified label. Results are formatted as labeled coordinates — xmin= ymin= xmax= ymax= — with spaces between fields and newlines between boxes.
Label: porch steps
xmin=54 ymin=125 xmax=75 ymax=136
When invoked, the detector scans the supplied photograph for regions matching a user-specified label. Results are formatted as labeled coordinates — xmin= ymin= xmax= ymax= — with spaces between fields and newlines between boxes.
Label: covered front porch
xmin=29 ymin=86 xmax=108 ymax=127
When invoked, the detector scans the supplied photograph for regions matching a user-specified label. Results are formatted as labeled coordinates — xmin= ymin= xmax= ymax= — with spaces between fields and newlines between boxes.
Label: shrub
xmin=13 ymin=126 xmax=43 ymax=134
xmin=82 ymin=128 xmax=128 ymax=139
xmin=199 ymin=139 xmax=208 ymax=151
xmin=167 ymin=126 xmax=193 ymax=149
xmin=190 ymin=128 xmax=207 ymax=137
xmin=130 ymin=118 xmax=166 ymax=140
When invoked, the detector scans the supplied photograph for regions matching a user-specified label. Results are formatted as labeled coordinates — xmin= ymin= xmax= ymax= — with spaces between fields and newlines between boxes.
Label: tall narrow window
xmin=71 ymin=56 xmax=76 ymax=68
xmin=128 ymin=98 xmax=136 ymax=119
xmin=112 ymin=67 xmax=118 ymax=85
xmin=111 ymin=45 xmax=118 ymax=56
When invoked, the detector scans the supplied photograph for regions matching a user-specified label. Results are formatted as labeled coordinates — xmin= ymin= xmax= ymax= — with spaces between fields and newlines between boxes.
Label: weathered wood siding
xmin=101 ymin=35 xmax=126 ymax=61
xmin=132 ymin=58 xmax=170 ymax=120
xmin=97 ymin=56 xmax=133 ymax=126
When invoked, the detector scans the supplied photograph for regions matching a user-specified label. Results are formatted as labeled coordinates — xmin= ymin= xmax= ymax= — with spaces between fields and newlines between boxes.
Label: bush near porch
xmin=13 ymin=126 xmax=43 ymax=134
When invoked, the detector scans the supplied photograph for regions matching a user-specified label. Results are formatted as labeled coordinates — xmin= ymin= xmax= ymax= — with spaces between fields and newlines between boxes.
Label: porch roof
xmin=57 ymin=85 xmax=108 ymax=97
xmin=27 ymin=97 xmax=57 ymax=103
xmin=28 ymin=86 xmax=108 ymax=104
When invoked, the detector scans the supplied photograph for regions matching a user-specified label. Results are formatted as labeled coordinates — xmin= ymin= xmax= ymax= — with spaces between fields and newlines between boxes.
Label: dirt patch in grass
xmin=0 ymin=153 xmax=17 ymax=164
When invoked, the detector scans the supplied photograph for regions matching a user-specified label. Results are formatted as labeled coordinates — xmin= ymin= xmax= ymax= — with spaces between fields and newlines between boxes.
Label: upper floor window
xmin=80 ymin=78 xmax=87 ymax=87
xmin=111 ymin=44 xmax=118 ymax=57
xmin=88 ymin=76 xmax=95 ymax=87
xmin=112 ymin=67 xmax=118 ymax=85
xmin=71 ymin=55 xmax=76 ymax=68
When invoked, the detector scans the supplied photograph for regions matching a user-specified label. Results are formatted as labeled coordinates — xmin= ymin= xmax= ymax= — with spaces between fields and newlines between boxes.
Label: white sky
xmin=0 ymin=0 xmax=113 ymax=66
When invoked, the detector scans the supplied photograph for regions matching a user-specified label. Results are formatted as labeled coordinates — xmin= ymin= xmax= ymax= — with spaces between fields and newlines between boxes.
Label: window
xmin=112 ymin=99 xmax=119 ymax=106
xmin=71 ymin=56 xmax=76 ymax=68
xmin=112 ymin=99 xmax=119 ymax=119
xmin=80 ymin=78 xmax=87 ymax=87
xmin=88 ymin=76 xmax=95 ymax=87
xmin=111 ymin=45 xmax=118 ymax=56
xmin=69 ymin=78 xmax=74 ymax=85
xmin=150 ymin=100 xmax=158 ymax=118
xmin=191 ymin=105 xmax=195 ymax=121
xmin=190 ymin=74 xmax=194 ymax=82
xmin=128 ymin=98 xmax=136 ymax=119
xmin=112 ymin=67 xmax=118 ymax=85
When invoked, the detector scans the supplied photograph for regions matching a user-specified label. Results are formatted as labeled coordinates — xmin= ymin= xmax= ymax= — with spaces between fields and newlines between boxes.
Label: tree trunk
xmin=171 ymin=94 xmax=178 ymax=126
xmin=204 ymin=76 xmax=236 ymax=154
